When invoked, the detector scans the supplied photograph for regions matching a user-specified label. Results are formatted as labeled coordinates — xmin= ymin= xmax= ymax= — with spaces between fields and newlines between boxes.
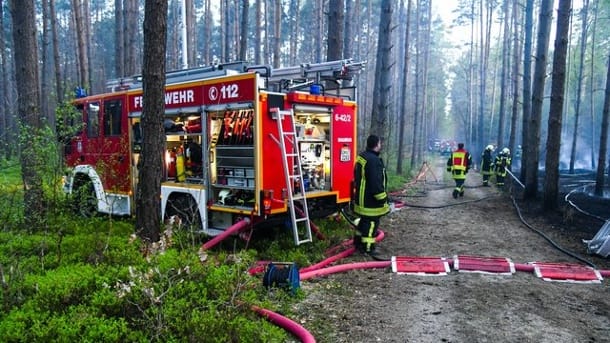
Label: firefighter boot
xmin=459 ymin=186 xmax=464 ymax=197
xmin=452 ymin=189 xmax=459 ymax=199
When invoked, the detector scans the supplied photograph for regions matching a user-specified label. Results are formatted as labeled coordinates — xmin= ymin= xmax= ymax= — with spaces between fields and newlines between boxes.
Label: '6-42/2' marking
xmin=334 ymin=113 xmax=352 ymax=122
xmin=208 ymin=83 xmax=240 ymax=101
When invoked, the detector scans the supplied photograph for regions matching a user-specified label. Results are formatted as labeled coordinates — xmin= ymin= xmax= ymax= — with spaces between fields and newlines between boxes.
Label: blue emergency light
xmin=75 ymin=87 xmax=87 ymax=98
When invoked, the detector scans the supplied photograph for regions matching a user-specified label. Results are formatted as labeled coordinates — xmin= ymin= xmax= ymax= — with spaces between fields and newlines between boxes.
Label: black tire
xmin=72 ymin=179 xmax=97 ymax=217
xmin=165 ymin=195 xmax=202 ymax=231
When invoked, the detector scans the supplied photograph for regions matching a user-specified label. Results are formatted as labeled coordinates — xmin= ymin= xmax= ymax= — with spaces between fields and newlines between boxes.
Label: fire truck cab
xmin=63 ymin=59 xmax=365 ymax=245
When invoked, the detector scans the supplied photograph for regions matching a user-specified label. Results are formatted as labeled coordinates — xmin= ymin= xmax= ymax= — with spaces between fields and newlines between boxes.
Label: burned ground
xmin=294 ymin=158 xmax=610 ymax=343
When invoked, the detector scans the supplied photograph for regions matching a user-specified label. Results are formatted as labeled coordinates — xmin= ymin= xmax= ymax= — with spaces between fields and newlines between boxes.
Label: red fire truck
xmin=63 ymin=59 xmax=365 ymax=245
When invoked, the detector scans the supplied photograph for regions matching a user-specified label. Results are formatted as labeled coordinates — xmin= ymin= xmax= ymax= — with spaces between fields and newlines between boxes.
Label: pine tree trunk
xmin=327 ymin=0 xmax=344 ymax=61
xmin=10 ymin=0 xmax=45 ymax=228
xmin=396 ymin=0 xmax=412 ymax=175
xmin=49 ymin=0 xmax=63 ymax=103
xmin=239 ymin=0 xmax=249 ymax=61
xmin=595 ymin=54 xmax=610 ymax=196
xmin=369 ymin=0 xmax=393 ymax=136
xmin=254 ymin=0 xmax=261 ymax=64
xmin=543 ymin=0 xmax=571 ymax=211
xmin=136 ymin=0 xmax=168 ymax=243
xmin=114 ymin=0 xmax=124 ymax=77
xmin=568 ymin=0 xmax=589 ymax=174
xmin=520 ymin=0 xmax=533 ymax=181
xmin=524 ymin=0 xmax=553 ymax=200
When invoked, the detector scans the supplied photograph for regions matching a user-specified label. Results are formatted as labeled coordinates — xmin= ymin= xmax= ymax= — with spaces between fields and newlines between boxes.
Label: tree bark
xmin=124 ymin=0 xmax=138 ymax=76
xmin=343 ymin=0 xmax=353 ymax=60
xmin=396 ymin=0 xmax=412 ymax=175
xmin=496 ymin=0 xmax=510 ymax=150
xmin=520 ymin=0 xmax=533 ymax=181
xmin=410 ymin=0 xmax=425 ymax=170
xmin=41 ymin=0 xmax=51 ymax=123
xmin=369 ymin=0 xmax=393 ymax=136
xmin=543 ymin=0 xmax=571 ymax=211
xmin=136 ymin=0 xmax=168 ymax=243
xmin=524 ymin=0 xmax=553 ymax=200
xmin=594 ymin=53 xmax=610 ymax=196
xmin=568 ymin=0 xmax=589 ymax=174
xmin=509 ymin=0 xmax=521 ymax=158
xmin=203 ymin=0 xmax=212 ymax=64
xmin=289 ymin=0 xmax=300 ymax=65
xmin=71 ymin=0 xmax=90 ymax=91
xmin=186 ymin=0 xmax=196 ymax=66
xmin=50 ymin=0 xmax=63 ymax=102
xmin=254 ymin=0 xmax=261 ymax=64
xmin=239 ymin=0 xmax=249 ymax=61
xmin=9 ymin=0 xmax=45 ymax=228
xmin=0 ymin=0 xmax=6 ymax=159
xmin=327 ymin=0 xmax=344 ymax=61
xmin=273 ymin=0 xmax=281 ymax=67
xmin=114 ymin=0 xmax=124 ymax=77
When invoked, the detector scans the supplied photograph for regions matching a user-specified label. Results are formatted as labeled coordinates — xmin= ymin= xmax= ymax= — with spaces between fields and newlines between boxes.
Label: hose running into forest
xmin=501 ymin=171 xmax=599 ymax=269
xmin=564 ymin=184 xmax=609 ymax=222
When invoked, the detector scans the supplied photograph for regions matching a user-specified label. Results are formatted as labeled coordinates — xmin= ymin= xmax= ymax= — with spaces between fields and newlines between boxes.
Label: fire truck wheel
xmin=165 ymin=195 xmax=202 ymax=231
xmin=72 ymin=180 xmax=97 ymax=217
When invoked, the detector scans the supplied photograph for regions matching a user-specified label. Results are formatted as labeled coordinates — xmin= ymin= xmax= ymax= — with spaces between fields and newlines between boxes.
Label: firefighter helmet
xmin=218 ymin=189 xmax=231 ymax=205
xmin=486 ymin=145 xmax=494 ymax=151
xmin=502 ymin=147 xmax=510 ymax=155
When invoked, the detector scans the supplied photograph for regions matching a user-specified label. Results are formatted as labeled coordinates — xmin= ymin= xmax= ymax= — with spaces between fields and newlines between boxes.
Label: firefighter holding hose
xmin=495 ymin=147 xmax=512 ymax=187
xmin=352 ymin=135 xmax=390 ymax=257
xmin=447 ymin=142 xmax=473 ymax=198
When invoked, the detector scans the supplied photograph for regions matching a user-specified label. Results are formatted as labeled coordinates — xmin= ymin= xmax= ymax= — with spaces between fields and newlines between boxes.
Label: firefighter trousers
xmin=354 ymin=215 xmax=380 ymax=253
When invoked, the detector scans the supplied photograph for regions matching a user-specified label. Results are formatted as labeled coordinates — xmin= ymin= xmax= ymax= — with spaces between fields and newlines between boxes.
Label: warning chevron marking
xmin=531 ymin=262 xmax=603 ymax=284
xmin=391 ymin=256 xmax=450 ymax=275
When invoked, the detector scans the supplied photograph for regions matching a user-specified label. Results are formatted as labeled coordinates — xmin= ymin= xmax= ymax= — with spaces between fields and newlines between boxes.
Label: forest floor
xmin=294 ymin=157 xmax=610 ymax=343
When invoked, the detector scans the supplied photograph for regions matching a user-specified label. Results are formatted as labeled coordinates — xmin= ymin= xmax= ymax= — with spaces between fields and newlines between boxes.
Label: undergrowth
xmin=0 ymin=158 xmax=365 ymax=342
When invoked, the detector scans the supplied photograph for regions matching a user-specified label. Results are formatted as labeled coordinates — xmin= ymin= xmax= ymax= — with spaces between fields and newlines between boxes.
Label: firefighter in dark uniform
xmin=447 ymin=142 xmax=473 ymax=198
xmin=353 ymin=135 xmax=390 ymax=256
xmin=481 ymin=145 xmax=494 ymax=186
xmin=495 ymin=147 xmax=512 ymax=187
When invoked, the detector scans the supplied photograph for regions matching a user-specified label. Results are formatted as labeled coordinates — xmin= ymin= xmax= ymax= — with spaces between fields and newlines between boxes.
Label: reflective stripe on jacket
xmin=447 ymin=148 xmax=472 ymax=180
xmin=353 ymin=150 xmax=390 ymax=217
xmin=481 ymin=150 xmax=494 ymax=175
xmin=495 ymin=154 xmax=512 ymax=176
xmin=451 ymin=151 xmax=467 ymax=171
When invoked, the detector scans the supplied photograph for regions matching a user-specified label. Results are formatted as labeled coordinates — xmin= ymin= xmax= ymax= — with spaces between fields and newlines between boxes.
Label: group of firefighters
xmin=446 ymin=143 xmax=512 ymax=198
xmin=351 ymin=136 xmax=514 ymax=257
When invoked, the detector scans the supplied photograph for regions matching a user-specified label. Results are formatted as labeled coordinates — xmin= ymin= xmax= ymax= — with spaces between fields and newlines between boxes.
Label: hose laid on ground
xmin=509 ymin=194 xmax=597 ymax=268
xmin=394 ymin=193 xmax=501 ymax=209
xmin=564 ymin=184 xmax=609 ymax=222
xmin=252 ymin=305 xmax=316 ymax=343
xmin=201 ymin=218 xmax=251 ymax=250
xmin=300 ymin=260 xmax=392 ymax=281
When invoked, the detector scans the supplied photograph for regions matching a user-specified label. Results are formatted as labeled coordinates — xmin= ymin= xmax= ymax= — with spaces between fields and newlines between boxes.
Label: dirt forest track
xmin=294 ymin=157 xmax=610 ymax=343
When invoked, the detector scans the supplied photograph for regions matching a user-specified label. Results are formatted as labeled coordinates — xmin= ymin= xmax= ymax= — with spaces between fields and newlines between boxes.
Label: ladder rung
xmin=273 ymin=108 xmax=313 ymax=246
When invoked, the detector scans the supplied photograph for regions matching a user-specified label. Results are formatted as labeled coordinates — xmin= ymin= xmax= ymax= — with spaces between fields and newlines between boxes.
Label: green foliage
xmin=386 ymin=171 xmax=411 ymax=193
xmin=0 ymin=155 xmax=363 ymax=341
xmin=0 ymin=163 xmax=25 ymax=228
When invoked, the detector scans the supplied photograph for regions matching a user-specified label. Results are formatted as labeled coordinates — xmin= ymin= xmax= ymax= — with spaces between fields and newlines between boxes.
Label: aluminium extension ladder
xmin=270 ymin=108 xmax=313 ymax=245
